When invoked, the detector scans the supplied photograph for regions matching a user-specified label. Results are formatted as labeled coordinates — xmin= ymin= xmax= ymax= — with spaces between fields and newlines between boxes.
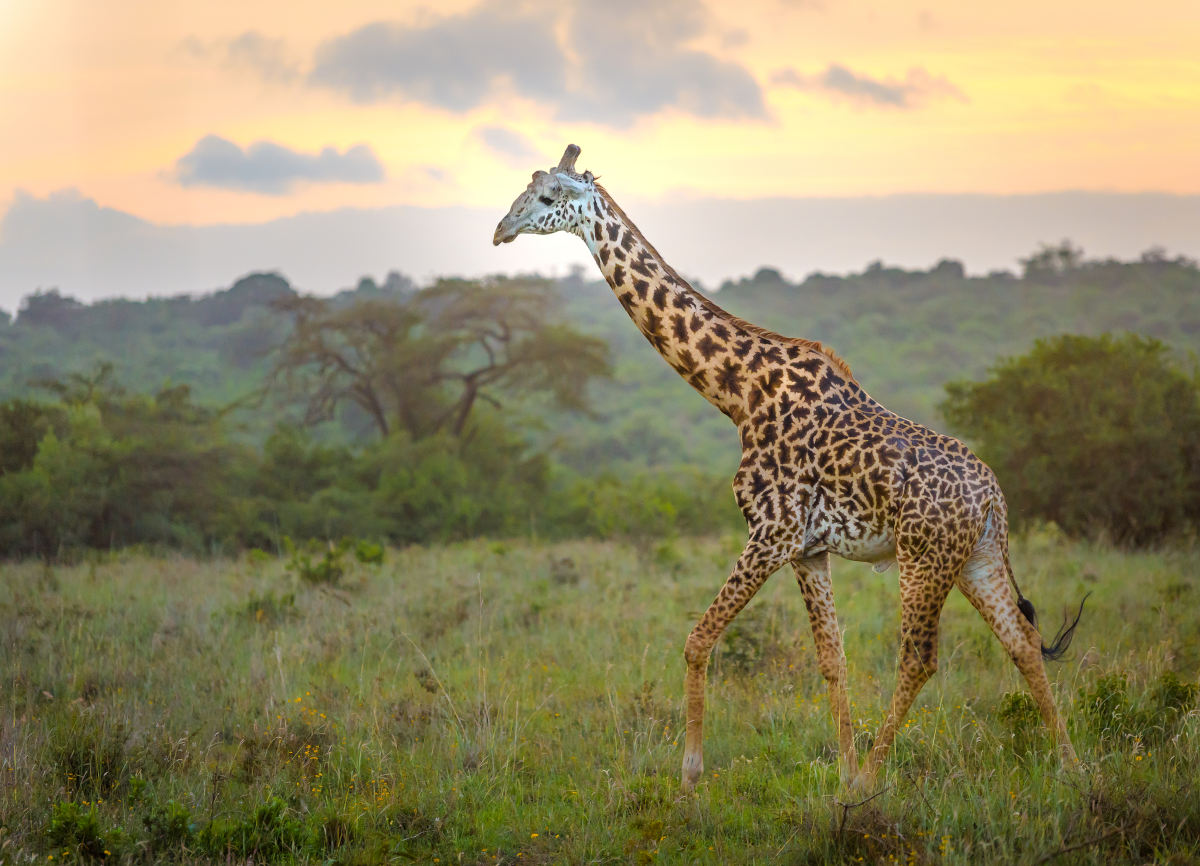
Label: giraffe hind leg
xmin=957 ymin=540 xmax=1079 ymax=765
xmin=854 ymin=561 xmax=955 ymax=791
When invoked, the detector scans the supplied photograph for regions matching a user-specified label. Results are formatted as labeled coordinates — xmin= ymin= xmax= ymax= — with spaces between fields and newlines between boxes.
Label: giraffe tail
xmin=1032 ymin=591 xmax=1090 ymax=662
xmin=993 ymin=502 xmax=1090 ymax=662
xmin=1008 ymin=561 xmax=1090 ymax=662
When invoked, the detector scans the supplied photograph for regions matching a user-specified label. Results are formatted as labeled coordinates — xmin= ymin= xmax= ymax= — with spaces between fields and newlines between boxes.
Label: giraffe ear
xmin=553 ymin=171 xmax=590 ymax=198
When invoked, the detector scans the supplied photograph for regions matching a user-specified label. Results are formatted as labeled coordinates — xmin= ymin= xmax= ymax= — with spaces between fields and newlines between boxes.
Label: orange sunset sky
xmin=0 ymin=0 xmax=1198 ymax=301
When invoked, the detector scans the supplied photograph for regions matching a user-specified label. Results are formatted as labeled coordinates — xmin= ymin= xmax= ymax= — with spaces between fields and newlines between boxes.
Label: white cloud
xmin=773 ymin=64 xmax=967 ymax=108
xmin=174 ymin=136 xmax=386 ymax=194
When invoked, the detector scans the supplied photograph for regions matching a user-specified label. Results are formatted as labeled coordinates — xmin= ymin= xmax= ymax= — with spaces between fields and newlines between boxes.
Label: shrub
xmin=283 ymin=536 xmax=349 ymax=585
xmin=198 ymin=796 xmax=312 ymax=862
xmin=142 ymin=799 xmax=195 ymax=858
xmin=942 ymin=334 xmax=1200 ymax=545
xmin=997 ymin=691 xmax=1041 ymax=732
xmin=43 ymin=802 xmax=110 ymax=861
xmin=1078 ymin=672 xmax=1133 ymax=740
xmin=353 ymin=539 xmax=385 ymax=565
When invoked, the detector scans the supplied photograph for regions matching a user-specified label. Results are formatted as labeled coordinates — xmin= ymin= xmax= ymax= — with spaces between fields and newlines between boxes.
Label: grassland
xmin=2 ymin=532 xmax=1198 ymax=864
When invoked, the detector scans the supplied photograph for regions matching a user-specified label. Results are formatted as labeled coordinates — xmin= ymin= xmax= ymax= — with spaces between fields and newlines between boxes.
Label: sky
xmin=1 ymin=0 xmax=1199 ymax=306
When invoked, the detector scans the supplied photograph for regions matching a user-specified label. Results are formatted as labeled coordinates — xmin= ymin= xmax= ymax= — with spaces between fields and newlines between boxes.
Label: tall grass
xmin=1 ymin=529 xmax=1197 ymax=863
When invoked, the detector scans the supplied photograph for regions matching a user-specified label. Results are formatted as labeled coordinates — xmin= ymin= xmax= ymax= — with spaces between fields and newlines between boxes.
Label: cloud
xmin=309 ymin=13 xmax=566 ymax=112
xmin=773 ymin=63 xmax=967 ymax=108
xmin=225 ymin=31 xmax=300 ymax=83
xmin=475 ymin=126 xmax=541 ymax=165
xmin=173 ymin=136 xmax=385 ymax=194
xmin=178 ymin=30 xmax=300 ymax=83
xmin=306 ymin=0 xmax=765 ymax=127
xmin=562 ymin=0 xmax=765 ymax=125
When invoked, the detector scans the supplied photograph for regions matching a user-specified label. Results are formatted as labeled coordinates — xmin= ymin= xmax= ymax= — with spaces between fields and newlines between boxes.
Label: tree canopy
xmin=941 ymin=333 xmax=1200 ymax=546
xmin=268 ymin=276 xmax=611 ymax=439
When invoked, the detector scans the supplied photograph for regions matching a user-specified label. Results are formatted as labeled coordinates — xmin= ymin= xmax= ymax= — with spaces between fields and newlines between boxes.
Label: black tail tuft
xmin=1016 ymin=595 xmax=1038 ymax=629
xmin=1039 ymin=592 xmax=1091 ymax=662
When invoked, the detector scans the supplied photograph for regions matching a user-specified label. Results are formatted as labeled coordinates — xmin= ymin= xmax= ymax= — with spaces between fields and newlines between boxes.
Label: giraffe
xmin=493 ymin=144 xmax=1086 ymax=792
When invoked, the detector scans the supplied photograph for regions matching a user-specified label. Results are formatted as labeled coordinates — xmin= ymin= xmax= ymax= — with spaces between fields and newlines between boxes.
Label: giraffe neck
xmin=574 ymin=185 xmax=785 ymax=424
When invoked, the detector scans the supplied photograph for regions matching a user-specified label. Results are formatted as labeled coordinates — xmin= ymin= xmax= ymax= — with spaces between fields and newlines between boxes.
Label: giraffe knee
xmin=817 ymin=649 xmax=847 ymax=684
xmin=684 ymin=633 xmax=712 ymax=669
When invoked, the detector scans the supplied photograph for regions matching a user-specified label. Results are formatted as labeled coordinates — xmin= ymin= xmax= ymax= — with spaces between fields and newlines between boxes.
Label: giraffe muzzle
xmin=493 ymin=219 xmax=519 ymax=245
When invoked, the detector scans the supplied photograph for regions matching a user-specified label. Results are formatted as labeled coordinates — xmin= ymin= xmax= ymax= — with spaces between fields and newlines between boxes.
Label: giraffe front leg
xmin=792 ymin=554 xmax=858 ymax=785
xmin=682 ymin=541 xmax=782 ymax=791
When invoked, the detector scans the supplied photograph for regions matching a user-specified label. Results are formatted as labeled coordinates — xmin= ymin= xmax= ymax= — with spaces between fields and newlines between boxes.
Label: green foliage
xmin=996 ymin=690 xmax=1041 ymax=732
xmin=548 ymin=468 xmax=742 ymax=541
xmin=0 ymin=398 xmax=64 ymax=473
xmin=362 ymin=420 xmax=551 ymax=543
xmin=1077 ymin=670 xmax=1199 ymax=744
xmin=1079 ymin=672 xmax=1133 ymax=739
xmin=283 ymin=536 xmax=350 ymax=585
xmin=996 ymin=690 xmax=1043 ymax=751
xmin=6 ymin=250 xmax=1200 ymax=558
xmin=353 ymin=539 xmax=385 ymax=565
xmin=0 ymin=372 xmax=244 ymax=557
xmin=240 ymin=589 xmax=296 ymax=625
xmin=717 ymin=603 xmax=770 ymax=673
xmin=268 ymin=275 xmax=610 ymax=439
xmin=1147 ymin=670 xmax=1199 ymax=720
xmin=43 ymin=801 xmax=111 ymax=861
xmin=198 ymin=796 xmax=312 ymax=862
xmin=141 ymin=800 xmax=195 ymax=856
xmin=941 ymin=333 xmax=1200 ymax=545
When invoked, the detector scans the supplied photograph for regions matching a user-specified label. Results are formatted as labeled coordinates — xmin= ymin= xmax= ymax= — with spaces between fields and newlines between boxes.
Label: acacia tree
xmin=269 ymin=276 xmax=611 ymax=440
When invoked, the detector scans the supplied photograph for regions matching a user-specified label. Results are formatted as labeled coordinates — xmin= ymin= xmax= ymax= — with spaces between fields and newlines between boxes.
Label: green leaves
xmin=941 ymin=333 xmax=1200 ymax=545
xmin=268 ymin=275 xmax=611 ymax=440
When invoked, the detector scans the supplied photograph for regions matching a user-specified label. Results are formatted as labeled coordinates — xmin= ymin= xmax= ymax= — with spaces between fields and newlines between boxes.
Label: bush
xmin=142 ymin=799 xmax=195 ymax=858
xmin=43 ymin=802 xmax=111 ymax=861
xmin=283 ymin=536 xmax=349 ymax=585
xmin=1077 ymin=670 xmax=1198 ymax=744
xmin=941 ymin=334 xmax=1200 ymax=545
xmin=198 ymin=796 xmax=312 ymax=862
xmin=996 ymin=690 xmax=1042 ymax=749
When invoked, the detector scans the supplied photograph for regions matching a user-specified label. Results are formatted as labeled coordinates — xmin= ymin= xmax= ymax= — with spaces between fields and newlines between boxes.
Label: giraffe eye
xmin=538 ymin=196 xmax=554 ymax=206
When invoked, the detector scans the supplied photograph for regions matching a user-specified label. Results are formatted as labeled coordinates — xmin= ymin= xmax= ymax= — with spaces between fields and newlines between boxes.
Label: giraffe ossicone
xmin=494 ymin=144 xmax=1086 ymax=793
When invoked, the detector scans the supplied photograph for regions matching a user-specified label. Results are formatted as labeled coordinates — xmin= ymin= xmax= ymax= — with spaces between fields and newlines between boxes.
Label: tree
xmin=0 ymin=365 xmax=243 ymax=557
xmin=268 ymin=276 xmax=611 ymax=440
xmin=16 ymin=289 xmax=85 ymax=330
xmin=1019 ymin=240 xmax=1085 ymax=283
xmin=940 ymin=333 xmax=1200 ymax=546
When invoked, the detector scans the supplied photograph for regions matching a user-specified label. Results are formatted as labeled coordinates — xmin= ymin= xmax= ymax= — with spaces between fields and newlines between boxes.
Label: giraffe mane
xmin=594 ymin=184 xmax=854 ymax=382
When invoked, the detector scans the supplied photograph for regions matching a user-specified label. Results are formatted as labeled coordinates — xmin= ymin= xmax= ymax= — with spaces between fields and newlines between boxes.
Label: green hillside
xmin=3 ymin=243 xmax=1198 ymax=479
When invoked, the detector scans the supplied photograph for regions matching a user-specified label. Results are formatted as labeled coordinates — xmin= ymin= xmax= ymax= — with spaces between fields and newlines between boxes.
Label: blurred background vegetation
xmin=1 ymin=240 xmax=1197 ymax=559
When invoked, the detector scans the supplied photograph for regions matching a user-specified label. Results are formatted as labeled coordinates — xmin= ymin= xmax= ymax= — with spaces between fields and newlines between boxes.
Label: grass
xmin=1 ymin=529 xmax=1198 ymax=864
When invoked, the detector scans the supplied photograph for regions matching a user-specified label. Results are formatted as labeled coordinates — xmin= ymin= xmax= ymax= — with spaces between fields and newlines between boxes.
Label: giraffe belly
xmin=831 ymin=530 xmax=896 ymax=567
xmin=805 ymin=515 xmax=896 ymax=567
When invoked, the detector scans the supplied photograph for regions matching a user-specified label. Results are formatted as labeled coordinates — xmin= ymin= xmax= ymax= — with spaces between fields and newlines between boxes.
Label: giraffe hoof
xmin=681 ymin=753 xmax=703 ymax=790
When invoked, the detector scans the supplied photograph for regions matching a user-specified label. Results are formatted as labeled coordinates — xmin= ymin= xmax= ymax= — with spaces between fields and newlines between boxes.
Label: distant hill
xmin=2 ymin=245 xmax=1197 ymax=474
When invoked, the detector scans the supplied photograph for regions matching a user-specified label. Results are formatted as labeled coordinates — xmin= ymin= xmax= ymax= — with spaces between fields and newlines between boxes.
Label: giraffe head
xmin=493 ymin=144 xmax=595 ymax=245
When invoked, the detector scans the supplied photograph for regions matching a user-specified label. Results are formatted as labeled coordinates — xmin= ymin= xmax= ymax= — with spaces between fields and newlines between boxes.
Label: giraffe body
xmin=494 ymin=145 xmax=1082 ymax=791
